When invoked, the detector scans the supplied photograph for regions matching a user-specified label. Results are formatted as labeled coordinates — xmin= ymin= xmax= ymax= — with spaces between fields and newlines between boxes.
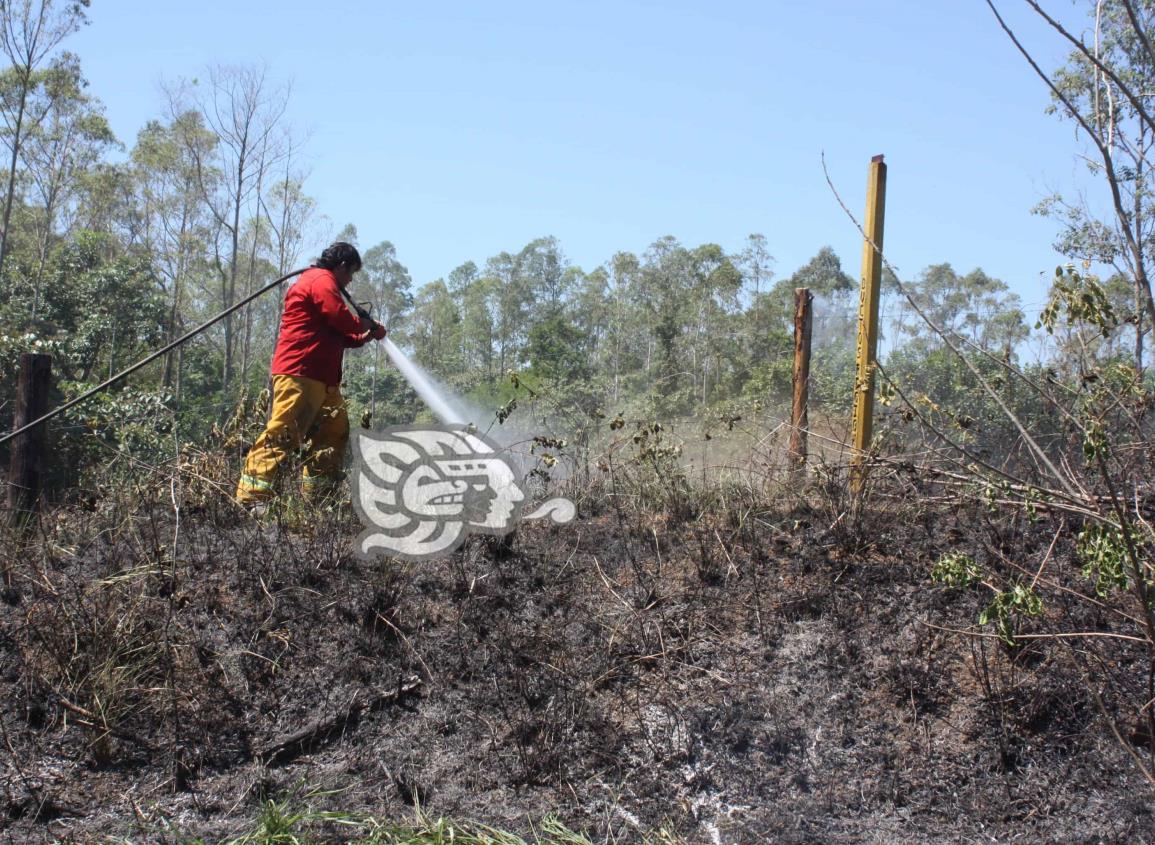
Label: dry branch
xmin=257 ymin=676 xmax=422 ymax=766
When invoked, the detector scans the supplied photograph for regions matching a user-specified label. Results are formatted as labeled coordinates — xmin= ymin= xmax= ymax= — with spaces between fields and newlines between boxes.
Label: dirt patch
xmin=1 ymin=491 xmax=1152 ymax=843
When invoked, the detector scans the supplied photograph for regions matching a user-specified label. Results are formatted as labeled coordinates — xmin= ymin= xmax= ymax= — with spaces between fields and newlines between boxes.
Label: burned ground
xmin=1 ymin=483 xmax=1153 ymax=844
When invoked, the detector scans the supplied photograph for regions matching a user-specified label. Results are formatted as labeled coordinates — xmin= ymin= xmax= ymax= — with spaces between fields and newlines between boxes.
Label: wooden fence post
xmin=8 ymin=353 xmax=52 ymax=522
xmin=851 ymin=154 xmax=887 ymax=493
xmin=788 ymin=288 xmax=813 ymax=471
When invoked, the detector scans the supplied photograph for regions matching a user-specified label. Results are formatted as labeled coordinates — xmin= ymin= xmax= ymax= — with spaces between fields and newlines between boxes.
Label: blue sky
xmin=70 ymin=1 xmax=1091 ymax=316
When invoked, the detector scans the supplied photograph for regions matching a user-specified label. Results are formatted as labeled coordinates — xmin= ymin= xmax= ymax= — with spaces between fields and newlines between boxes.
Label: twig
xmin=57 ymin=694 xmax=158 ymax=752
xmin=1065 ymin=641 xmax=1155 ymax=788
xmin=373 ymin=611 xmax=434 ymax=682
xmin=1031 ymin=519 xmax=1066 ymax=591
xmin=920 ymin=619 xmax=1147 ymax=644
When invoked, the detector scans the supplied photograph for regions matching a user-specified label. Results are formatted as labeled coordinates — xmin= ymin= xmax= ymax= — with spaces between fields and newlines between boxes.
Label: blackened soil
xmin=1 ymin=494 xmax=1153 ymax=844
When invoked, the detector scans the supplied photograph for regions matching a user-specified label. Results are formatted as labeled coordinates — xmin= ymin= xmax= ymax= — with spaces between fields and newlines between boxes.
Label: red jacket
xmin=270 ymin=267 xmax=366 ymax=386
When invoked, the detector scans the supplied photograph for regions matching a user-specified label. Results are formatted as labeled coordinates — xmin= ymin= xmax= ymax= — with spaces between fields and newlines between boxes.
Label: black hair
xmin=315 ymin=241 xmax=362 ymax=271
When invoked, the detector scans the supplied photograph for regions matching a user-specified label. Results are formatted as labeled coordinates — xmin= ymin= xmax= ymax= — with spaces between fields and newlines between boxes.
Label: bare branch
xmin=1024 ymin=0 xmax=1155 ymax=137
xmin=987 ymin=0 xmax=1155 ymax=331
xmin=1121 ymin=0 xmax=1155 ymax=74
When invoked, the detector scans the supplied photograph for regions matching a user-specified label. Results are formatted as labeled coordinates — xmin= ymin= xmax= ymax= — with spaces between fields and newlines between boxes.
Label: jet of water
xmin=380 ymin=337 xmax=467 ymax=424
xmin=378 ymin=338 xmax=570 ymax=483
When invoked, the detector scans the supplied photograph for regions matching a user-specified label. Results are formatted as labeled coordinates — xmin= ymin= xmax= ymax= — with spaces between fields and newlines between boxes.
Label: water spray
xmin=376 ymin=339 xmax=573 ymax=522
xmin=380 ymin=338 xmax=467 ymax=425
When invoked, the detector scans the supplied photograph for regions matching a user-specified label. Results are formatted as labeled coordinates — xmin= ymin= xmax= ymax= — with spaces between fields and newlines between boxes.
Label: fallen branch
xmin=257 ymin=676 xmax=422 ymax=766
xmin=920 ymin=619 xmax=1148 ymax=645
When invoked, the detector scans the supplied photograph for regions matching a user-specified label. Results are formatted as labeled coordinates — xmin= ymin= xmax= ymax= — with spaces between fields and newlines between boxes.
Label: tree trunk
xmin=788 ymin=288 xmax=813 ymax=471
xmin=8 ymin=353 xmax=52 ymax=523
xmin=0 ymin=76 xmax=30 ymax=287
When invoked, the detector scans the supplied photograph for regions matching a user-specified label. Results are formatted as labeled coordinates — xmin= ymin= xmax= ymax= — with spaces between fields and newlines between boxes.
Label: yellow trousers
xmin=235 ymin=374 xmax=351 ymax=504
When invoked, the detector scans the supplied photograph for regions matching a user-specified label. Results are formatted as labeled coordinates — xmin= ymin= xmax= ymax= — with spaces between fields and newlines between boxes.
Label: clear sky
xmin=69 ymin=1 xmax=1092 ymax=317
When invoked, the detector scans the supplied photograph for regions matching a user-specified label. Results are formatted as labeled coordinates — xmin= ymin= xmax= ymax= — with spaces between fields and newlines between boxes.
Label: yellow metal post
xmin=850 ymin=154 xmax=887 ymax=492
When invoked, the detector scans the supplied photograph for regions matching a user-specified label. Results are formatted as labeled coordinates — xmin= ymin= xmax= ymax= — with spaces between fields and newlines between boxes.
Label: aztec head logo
xmin=352 ymin=426 xmax=575 ymax=561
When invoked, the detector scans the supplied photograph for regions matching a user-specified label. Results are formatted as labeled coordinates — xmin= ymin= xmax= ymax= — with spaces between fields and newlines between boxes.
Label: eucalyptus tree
xmin=685 ymin=242 xmax=743 ymax=406
xmin=409 ymin=278 xmax=463 ymax=381
xmin=448 ymin=260 xmax=496 ymax=378
xmin=738 ymin=233 xmax=774 ymax=299
xmin=779 ymin=247 xmax=859 ymax=405
xmin=361 ymin=239 xmax=413 ymax=336
xmin=571 ymin=265 xmax=611 ymax=380
xmin=1044 ymin=269 xmax=1136 ymax=379
xmin=166 ymin=63 xmax=291 ymax=394
xmin=19 ymin=51 xmax=115 ymax=294
xmin=0 ymin=0 xmax=88 ymax=282
xmin=747 ymin=246 xmax=855 ymax=348
xmin=260 ymin=135 xmax=315 ymax=276
xmin=525 ymin=306 xmax=591 ymax=385
xmin=894 ymin=264 xmax=1028 ymax=357
xmin=482 ymin=250 xmax=525 ymax=377
xmin=990 ymin=0 xmax=1155 ymax=369
xmin=131 ymin=112 xmax=218 ymax=393
xmin=628 ymin=237 xmax=743 ymax=411
xmin=242 ymin=144 xmax=319 ymax=383
xmin=72 ymin=160 xmax=138 ymax=248
xmin=886 ymin=264 xmax=1030 ymax=447
xmin=516 ymin=236 xmax=568 ymax=306
xmin=631 ymin=237 xmax=686 ymax=401
xmin=236 ymin=214 xmax=278 ymax=384
xmin=341 ymin=238 xmax=415 ymax=411
xmin=787 ymin=245 xmax=854 ymax=297
xmin=606 ymin=250 xmax=643 ymax=404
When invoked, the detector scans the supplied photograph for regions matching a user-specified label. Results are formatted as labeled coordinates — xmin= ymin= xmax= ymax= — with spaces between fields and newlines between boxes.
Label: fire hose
xmin=0 ymin=266 xmax=313 ymax=449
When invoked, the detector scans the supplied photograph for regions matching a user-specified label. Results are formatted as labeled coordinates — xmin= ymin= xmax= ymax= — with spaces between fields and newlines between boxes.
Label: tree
xmin=19 ymin=51 xmax=115 ymax=296
xmin=624 ymin=237 xmax=744 ymax=412
xmin=361 ymin=239 xmax=413 ymax=337
xmin=482 ymin=250 xmax=525 ymax=377
xmin=34 ymin=232 xmax=165 ymax=383
xmin=884 ymin=263 xmax=1031 ymax=451
xmin=990 ymin=0 xmax=1155 ymax=369
xmin=167 ymin=63 xmax=291 ymax=394
xmin=894 ymin=264 xmax=1028 ymax=357
xmin=130 ymin=113 xmax=217 ymax=395
xmin=0 ymin=0 xmax=88 ymax=281
xmin=606 ymin=250 xmax=643 ymax=404
xmin=449 ymin=261 xmax=496 ymax=378
xmin=526 ymin=311 xmax=590 ymax=383
xmin=787 ymin=245 xmax=854 ymax=297
xmin=409 ymin=279 xmax=462 ymax=379
xmin=347 ymin=239 xmax=414 ymax=419
xmin=260 ymin=135 xmax=316 ymax=276
xmin=1043 ymin=269 xmax=1136 ymax=379
xmin=71 ymin=160 xmax=138 ymax=248
xmin=738 ymin=233 xmax=775 ymax=299
xmin=572 ymin=265 xmax=611 ymax=376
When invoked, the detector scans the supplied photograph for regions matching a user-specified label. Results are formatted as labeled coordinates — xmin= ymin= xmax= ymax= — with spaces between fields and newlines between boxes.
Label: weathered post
xmin=788 ymin=288 xmax=813 ymax=471
xmin=8 ymin=353 xmax=52 ymax=522
xmin=850 ymin=155 xmax=887 ymax=493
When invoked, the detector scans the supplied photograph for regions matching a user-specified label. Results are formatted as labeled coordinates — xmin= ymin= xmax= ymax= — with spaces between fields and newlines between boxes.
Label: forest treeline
xmin=0 ymin=1 xmax=1149 ymax=489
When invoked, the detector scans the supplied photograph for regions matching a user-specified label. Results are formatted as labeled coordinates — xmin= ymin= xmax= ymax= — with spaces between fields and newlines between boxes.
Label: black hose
xmin=0 ymin=266 xmax=310 ymax=449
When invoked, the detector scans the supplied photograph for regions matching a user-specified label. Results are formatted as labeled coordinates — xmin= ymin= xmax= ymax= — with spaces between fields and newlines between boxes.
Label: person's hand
xmin=369 ymin=321 xmax=387 ymax=340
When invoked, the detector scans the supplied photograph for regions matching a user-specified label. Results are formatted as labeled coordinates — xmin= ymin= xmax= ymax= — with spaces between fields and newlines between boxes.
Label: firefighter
xmin=235 ymin=242 xmax=387 ymax=511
